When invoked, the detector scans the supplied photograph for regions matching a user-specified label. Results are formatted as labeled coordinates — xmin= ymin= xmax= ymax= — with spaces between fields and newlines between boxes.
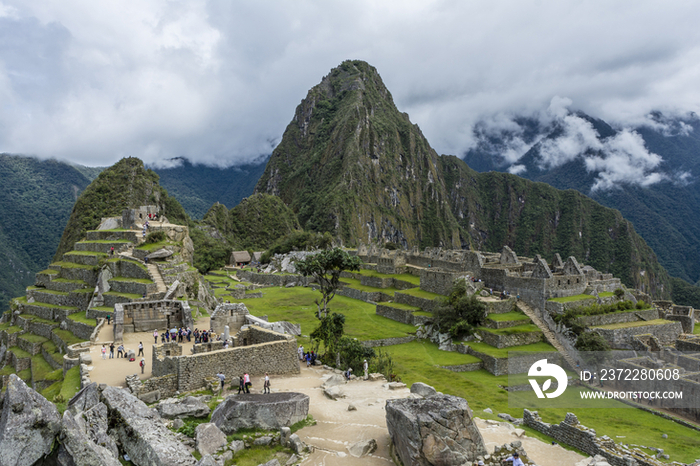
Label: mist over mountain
xmin=463 ymin=104 xmax=700 ymax=288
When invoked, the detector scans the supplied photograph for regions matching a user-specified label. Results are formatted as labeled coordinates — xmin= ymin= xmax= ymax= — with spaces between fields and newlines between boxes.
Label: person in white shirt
xmin=363 ymin=359 xmax=369 ymax=380
xmin=264 ymin=373 xmax=270 ymax=394
xmin=504 ymin=452 xmax=524 ymax=466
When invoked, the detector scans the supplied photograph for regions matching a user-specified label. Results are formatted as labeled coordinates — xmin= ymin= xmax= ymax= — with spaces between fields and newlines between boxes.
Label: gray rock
xmin=347 ymin=438 xmax=377 ymax=458
xmin=498 ymin=413 xmax=517 ymax=423
xmin=229 ymin=440 xmax=245 ymax=453
xmin=139 ymin=390 xmax=161 ymax=404
xmin=172 ymin=418 xmax=185 ymax=430
xmin=0 ymin=374 xmax=61 ymax=466
xmin=68 ymin=383 xmax=100 ymax=415
xmin=196 ymin=423 xmax=227 ymax=456
xmin=661 ymin=433 xmax=668 ymax=439
xmin=322 ymin=374 xmax=346 ymax=388
xmin=211 ymin=393 xmax=309 ymax=434
xmin=280 ymin=426 xmax=291 ymax=446
xmin=147 ymin=248 xmax=174 ymax=260
xmin=386 ymin=394 xmax=487 ymax=466
xmin=483 ymin=408 xmax=493 ymax=414
xmin=385 ymin=382 xmax=407 ymax=390
xmin=324 ymin=386 xmax=345 ymax=400
xmin=285 ymin=454 xmax=298 ymax=465
xmin=258 ymin=460 xmax=280 ymax=466
xmin=79 ymin=353 xmax=93 ymax=365
xmin=368 ymin=373 xmax=385 ymax=381
xmin=57 ymin=410 xmax=121 ymax=466
xmin=288 ymin=434 xmax=306 ymax=455
xmin=219 ymin=450 xmax=233 ymax=463
xmin=410 ymin=382 xmax=437 ymax=397
xmin=348 ymin=403 xmax=357 ymax=411
xmin=79 ymin=401 xmax=120 ymax=459
xmin=158 ymin=396 xmax=211 ymax=419
xmin=101 ymin=386 xmax=196 ymax=466
xmin=253 ymin=435 xmax=273 ymax=446
xmin=195 ymin=455 xmax=219 ymax=466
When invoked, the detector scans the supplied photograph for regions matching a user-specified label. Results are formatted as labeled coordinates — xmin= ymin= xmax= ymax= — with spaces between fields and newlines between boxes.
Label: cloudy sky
xmin=1 ymin=0 xmax=700 ymax=170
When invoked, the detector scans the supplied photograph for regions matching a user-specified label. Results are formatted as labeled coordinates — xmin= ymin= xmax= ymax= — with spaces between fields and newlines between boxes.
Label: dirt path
xmin=89 ymin=327 xmax=586 ymax=465
xmin=89 ymin=317 xmax=210 ymax=387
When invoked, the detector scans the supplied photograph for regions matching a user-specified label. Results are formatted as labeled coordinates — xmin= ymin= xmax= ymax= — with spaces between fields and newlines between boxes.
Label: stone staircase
xmin=516 ymin=300 xmax=579 ymax=370
xmin=147 ymin=263 xmax=167 ymax=294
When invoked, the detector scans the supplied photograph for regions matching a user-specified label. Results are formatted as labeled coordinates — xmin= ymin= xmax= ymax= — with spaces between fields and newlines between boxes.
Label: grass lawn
xmin=65 ymin=250 xmax=108 ymax=256
xmin=398 ymin=287 xmax=444 ymax=300
xmin=135 ymin=240 xmax=171 ymax=251
xmin=67 ymin=313 xmax=98 ymax=326
xmin=339 ymin=277 xmax=397 ymax=296
xmin=37 ymin=268 xmax=59 ymax=275
xmin=103 ymin=291 xmax=142 ymax=300
xmin=237 ymin=287 xmax=415 ymax=341
xmin=0 ymin=324 xmax=23 ymax=334
xmin=52 ymin=329 xmax=86 ymax=346
xmin=355 ymin=269 xmax=421 ymax=285
xmin=32 ymin=354 xmax=60 ymax=381
xmin=599 ymin=291 xmax=615 ymax=298
xmin=465 ymin=341 xmax=556 ymax=359
xmin=9 ymin=346 xmax=31 ymax=359
xmin=19 ymin=333 xmax=48 ymax=344
xmin=478 ymin=324 xmax=541 ymax=335
xmin=379 ymin=302 xmax=421 ymax=311
xmin=593 ymin=319 xmax=672 ymax=330
xmin=42 ymin=341 xmax=64 ymax=366
xmin=486 ymin=311 xmax=531 ymax=322
xmin=50 ymin=261 xmax=94 ymax=270
xmin=32 ymin=288 xmax=69 ymax=296
xmin=14 ymin=296 xmax=77 ymax=310
xmin=109 ymin=277 xmax=154 ymax=284
xmin=78 ymin=239 xmax=131 ymax=244
xmin=20 ymin=314 xmax=59 ymax=325
xmin=548 ymin=294 xmax=596 ymax=303
xmin=384 ymin=341 xmax=700 ymax=462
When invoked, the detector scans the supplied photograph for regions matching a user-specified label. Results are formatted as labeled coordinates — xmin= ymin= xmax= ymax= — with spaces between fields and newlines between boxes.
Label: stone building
xmin=113 ymin=300 xmax=194 ymax=344
xmin=230 ymin=251 xmax=252 ymax=267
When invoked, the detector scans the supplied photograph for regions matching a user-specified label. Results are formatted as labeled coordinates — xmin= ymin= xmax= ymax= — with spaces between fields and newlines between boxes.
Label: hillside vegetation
xmin=254 ymin=60 xmax=671 ymax=297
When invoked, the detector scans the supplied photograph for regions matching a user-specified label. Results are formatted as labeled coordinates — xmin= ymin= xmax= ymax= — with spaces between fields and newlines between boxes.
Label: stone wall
xmin=236 ymin=270 xmax=313 ymax=287
xmin=376 ymin=304 xmax=417 ymax=325
xmin=482 ymin=298 xmax=515 ymax=315
xmin=335 ymin=286 xmax=391 ymax=303
xmin=65 ymin=318 xmax=97 ymax=341
xmin=458 ymin=345 xmax=561 ymax=376
xmin=524 ymin=411 xmax=666 ymax=466
xmin=393 ymin=292 xmax=440 ymax=312
xmin=151 ymin=327 xmax=299 ymax=393
xmin=575 ymin=309 xmax=660 ymax=327
xmin=115 ymin=300 xmax=193 ymax=336
xmin=665 ymin=313 xmax=695 ymax=334
xmin=676 ymin=335 xmax=700 ymax=352
xmin=545 ymin=274 xmax=587 ymax=298
xmin=419 ymin=269 xmax=470 ymax=296
xmin=593 ymin=321 xmax=683 ymax=349
xmin=210 ymin=303 xmax=249 ymax=334
xmin=477 ymin=329 xmax=543 ymax=349
xmin=361 ymin=336 xmax=417 ymax=347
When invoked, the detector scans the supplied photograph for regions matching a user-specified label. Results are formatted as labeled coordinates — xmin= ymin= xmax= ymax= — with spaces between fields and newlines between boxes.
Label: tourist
xmin=110 ymin=246 xmax=114 ymax=256
xmin=363 ymin=359 xmax=369 ymax=380
xmin=345 ymin=367 xmax=352 ymax=380
xmin=137 ymin=342 xmax=144 ymax=357
xmin=153 ymin=330 xmax=158 ymax=344
xmin=305 ymin=353 xmax=311 ymax=368
xmin=140 ymin=358 xmax=146 ymax=374
xmin=503 ymin=453 xmax=524 ymax=466
xmin=243 ymin=372 xmax=251 ymax=393
xmin=223 ymin=340 xmax=229 ymax=349
xmin=117 ymin=344 xmax=124 ymax=358
xmin=298 ymin=345 xmax=304 ymax=361
xmin=109 ymin=342 xmax=115 ymax=359
xmin=101 ymin=345 xmax=107 ymax=360
xmin=161 ymin=332 xmax=166 ymax=343
xmin=187 ymin=328 xmax=192 ymax=342
xmin=263 ymin=373 xmax=270 ymax=394
xmin=106 ymin=314 xmax=111 ymax=325
xmin=237 ymin=375 xmax=245 ymax=394
xmin=216 ymin=371 xmax=226 ymax=391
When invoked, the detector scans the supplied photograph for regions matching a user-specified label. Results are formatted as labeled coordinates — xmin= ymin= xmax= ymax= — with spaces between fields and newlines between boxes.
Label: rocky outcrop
xmin=101 ymin=386 xmax=196 ymax=466
xmin=57 ymin=410 xmax=122 ymax=466
xmin=157 ymin=396 xmax=211 ymax=419
xmin=195 ymin=423 xmax=227 ymax=456
xmin=211 ymin=393 xmax=309 ymax=434
xmin=0 ymin=374 xmax=61 ymax=466
xmin=66 ymin=384 xmax=120 ymax=462
xmin=386 ymin=394 xmax=487 ymax=466
xmin=410 ymin=382 xmax=437 ymax=397
xmin=347 ymin=438 xmax=377 ymax=458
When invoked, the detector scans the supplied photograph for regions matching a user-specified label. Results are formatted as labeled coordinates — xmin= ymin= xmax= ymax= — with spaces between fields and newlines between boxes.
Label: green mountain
xmin=152 ymin=158 xmax=268 ymax=219
xmin=0 ymin=154 xmax=101 ymax=312
xmin=54 ymin=157 xmax=190 ymax=261
xmin=255 ymin=60 xmax=671 ymax=297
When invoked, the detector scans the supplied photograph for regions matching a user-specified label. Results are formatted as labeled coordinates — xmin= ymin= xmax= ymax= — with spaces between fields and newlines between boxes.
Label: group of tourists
xmin=297 ymin=345 xmax=317 ymax=367
xmin=100 ymin=342 xmax=132 ymax=361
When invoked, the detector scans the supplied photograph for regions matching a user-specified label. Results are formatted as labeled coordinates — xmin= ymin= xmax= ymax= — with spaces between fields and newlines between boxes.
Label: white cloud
xmin=0 ymin=1 xmax=700 ymax=167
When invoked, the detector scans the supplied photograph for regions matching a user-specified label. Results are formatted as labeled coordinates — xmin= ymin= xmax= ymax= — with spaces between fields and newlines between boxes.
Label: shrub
xmin=145 ymin=231 xmax=166 ymax=244
xmin=614 ymin=288 xmax=625 ymax=299
xmin=434 ymin=279 xmax=486 ymax=338
xmin=575 ymin=331 xmax=611 ymax=352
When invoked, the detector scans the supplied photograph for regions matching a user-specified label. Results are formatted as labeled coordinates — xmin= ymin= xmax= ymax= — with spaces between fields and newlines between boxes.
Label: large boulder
xmin=347 ymin=438 xmax=377 ymax=458
xmin=211 ymin=393 xmax=309 ymax=434
xmin=410 ymin=382 xmax=437 ymax=397
xmin=101 ymin=386 xmax=196 ymax=466
xmin=0 ymin=374 xmax=61 ymax=466
xmin=67 ymin=383 xmax=120 ymax=459
xmin=57 ymin=410 xmax=122 ymax=466
xmin=386 ymin=394 xmax=487 ymax=466
xmin=195 ymin=423 xmax=227 ymax=456
xmin=157 ymin=396 xmax=211 ymax=419
xmin=322 ymin=374 xmax=346 ymax=388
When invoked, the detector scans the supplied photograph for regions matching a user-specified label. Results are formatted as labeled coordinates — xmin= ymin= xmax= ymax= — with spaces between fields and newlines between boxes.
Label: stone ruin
xmin=211 ymin=392 xmax=310 ymax=433
xmin=210 ymin=302 xmax=301 ymax=336
xmin=113 ymin=299 xmax=194 ymax=343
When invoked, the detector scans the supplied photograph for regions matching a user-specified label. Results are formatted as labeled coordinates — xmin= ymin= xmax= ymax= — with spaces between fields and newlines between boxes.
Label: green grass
xmin=50 ymin=261 xmax=95 ymax=270
xmin=548 ymin=294 xmax=596 ymax=303
xmin=355 ymin=269 xmax=421 ymax=285
xmin=90 ymin=306 xmax=115 ymax=312
xmin=65 ymin=250 xmax=108 ymax=256
xmin=17 ymin=369 xmax=31 ymax=381
xmin=109 ymin=277 xmax=154 ymax=284
xmin=694 ymin=325 xmax=700 ymax=335
xmin=379 ymin=302 xmax=421 ymax=311
xmin=237 ymin=286 xmax=415 ymax=341
xmin=599 ymin=291 xmax=614 ymax=298
xmin=13 ymin=296 xmax=78 ymax=310
xmin=19 ymin=314 xmax=58 ymax=325
xmin=78 ymin=239 xmax=131 ymax=244
xmin=52 ymin=329 xmax=86 ymax=346
xmin=225 ymin=446 xmax=291 ymax=466
xmin=67 ymin=313 xmax=98 ymax=326
xmin=51 ymin=278 xmax=88 ymax=285
xmin=8 ymin=346 xmax=31 ymax=359
xmin=593 ymin=318 xmax=673 ymax=330
xmin=135 ymin=240 xmax=170 ymax=251
xmin=87 ymin=228 xmax=130 ymax=232
xmin=486 ymin=311 xmax=531 ymax=322
xmin=42 ymin=341 xmax=64 ymax=366
xmin=384 ymin=341 xmax=700 ymax=462
xmin=37 ymin=268 xmax=59 ymax=275
xmin=0 ymin=323 xmax=23 ymax=333
xmin=337 ymin=277 xmax=397 ymax=296
xmin=19 ymin=333 xmax=48 ymax=344
xmin=398 ymin=287 xmax=444 ymax=300
xmin=32 ymin=288 xmax=69 ymax=296
xmin=0 ymin=365 xmax=16 ymax=376
xmin=103 ymin=291 xmax=143 ymax=300
xmin=57 ymin=366 xmax=81 ymax=411
xmin=478 ymin=324 xmax=541 ymax=335
xmin=386 ymin=340 xmax=481 ymax=366
xmin=464 ymin=341 xmax=556 ymax=359
xmin=32 ymin=354 xmax=59 ymax=381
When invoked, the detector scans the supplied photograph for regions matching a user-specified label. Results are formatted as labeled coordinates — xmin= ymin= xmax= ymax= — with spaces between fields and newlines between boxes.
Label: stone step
xmin=146 ymin=263 xmax=168 ymax=294
xmin=517 ymin=300 xmax=577 ymax=369
xmin=46 ymin=278 xmax=89 ymax=293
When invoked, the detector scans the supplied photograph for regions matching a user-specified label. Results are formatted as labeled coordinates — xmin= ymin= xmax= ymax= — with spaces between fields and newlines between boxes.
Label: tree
xmin=310 ymin=312 xmax=346 ymax=357
xmin=434 ymin=279 xmax=486 ymax=338
xmin=295 ymin=247 xmax=362 ymax=318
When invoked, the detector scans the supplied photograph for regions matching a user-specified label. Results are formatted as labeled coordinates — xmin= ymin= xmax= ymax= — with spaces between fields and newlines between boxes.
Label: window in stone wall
xmin=567 ymin=279 xmax=570 ymax=285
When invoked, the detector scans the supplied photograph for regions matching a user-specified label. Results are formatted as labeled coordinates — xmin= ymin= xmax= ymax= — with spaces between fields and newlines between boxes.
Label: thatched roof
xmin=252 ymin=251 xmax=263 ymax=261
xmin=231 ymin=251 xmax=251 ymax=264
